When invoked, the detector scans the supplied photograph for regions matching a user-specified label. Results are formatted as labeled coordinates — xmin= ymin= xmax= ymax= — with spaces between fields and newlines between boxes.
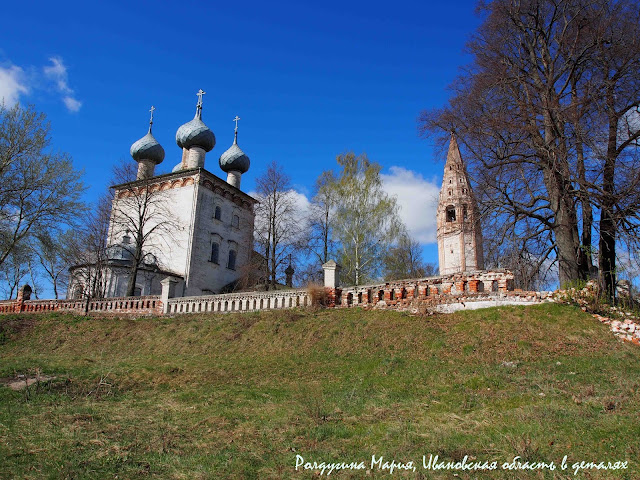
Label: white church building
xmin=68 ymin=91 xmax=258 ymax=299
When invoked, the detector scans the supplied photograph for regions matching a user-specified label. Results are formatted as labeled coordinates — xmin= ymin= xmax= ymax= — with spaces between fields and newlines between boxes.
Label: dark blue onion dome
xmin=176 ymin=108 xmax=215 ymax=152
xmin=219 ymin=130 xmax=250 ymax=173
xmin=130 ymin=131 xmax=165 ymax=164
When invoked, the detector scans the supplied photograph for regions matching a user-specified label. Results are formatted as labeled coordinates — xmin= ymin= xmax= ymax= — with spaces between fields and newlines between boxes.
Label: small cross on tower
xmin=233 ymin=115 xmax=241 ymax=132
xmin=148 ymin=106 xmax=155 ymax=132
xmin=196 ymin=89 xmax=206 ymax=108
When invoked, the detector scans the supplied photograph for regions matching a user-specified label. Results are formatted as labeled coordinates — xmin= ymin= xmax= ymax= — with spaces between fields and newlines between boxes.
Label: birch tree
xmin=331 ymin=152 xmax=402 ymax=286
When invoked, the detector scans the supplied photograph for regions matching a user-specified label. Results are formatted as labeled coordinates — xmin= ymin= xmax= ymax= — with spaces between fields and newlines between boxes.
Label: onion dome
xmin=130 ymin=106 xmax=165 ymax=164
xmin=130 ymin=131 xmax=165 ymax=164
xmin=175 ymin=89 xmax=215 ymax=152
xmin=219 ymin=129 xmax=250 ymax=174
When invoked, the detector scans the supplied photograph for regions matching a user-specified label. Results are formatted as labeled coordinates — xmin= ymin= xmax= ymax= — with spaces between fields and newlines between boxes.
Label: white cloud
xmin=44 ymin=56 xmax=81 ymax=112
xmin=288 ymin=189 xmax=311 ymax=216
xmin=381 ymin=166 xmax=440 ymax=244
xmin=0 ymin=64 xmax=29 ymax=106
xmin=63 ymin=96 xmax=82 ymax=112
xmin=247 ymin=167 xmax=440 ymax=247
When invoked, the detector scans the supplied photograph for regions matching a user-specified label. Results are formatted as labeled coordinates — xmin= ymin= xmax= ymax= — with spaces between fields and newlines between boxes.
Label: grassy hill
xmin=0 ymin=304 xmax=639 ymax=479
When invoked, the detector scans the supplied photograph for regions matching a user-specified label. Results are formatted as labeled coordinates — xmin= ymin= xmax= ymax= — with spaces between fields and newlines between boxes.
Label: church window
xmin=210 ymin=242 xmax=219 ymax=264
xmin=227 ymin=249 xmax=237 ymax=270
xmin=214 ymin=206 xmax=221 ymax=220
xmin=463 ymin=205 xmax=468 ymax=221
xmin=73 ymin=285 xmax=84 ymax=299
xmin=448 ymin=190 xmax=452 ymax=196
xmin=449 ymin=179 xmax=452 ymax=184
xmin=232 ymin=214 xmax=239 ymax=228
xmin=446 ymin=206 xmax=456 ymax=222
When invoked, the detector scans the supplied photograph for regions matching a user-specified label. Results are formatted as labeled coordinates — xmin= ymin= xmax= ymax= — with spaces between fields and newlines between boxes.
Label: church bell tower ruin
xmin=437 ymin=134 xmax=484 ymax=275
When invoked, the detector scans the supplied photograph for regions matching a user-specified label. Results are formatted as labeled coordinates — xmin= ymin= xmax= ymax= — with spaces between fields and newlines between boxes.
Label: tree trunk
xmin=599 ymin=106 xmax=618 ymax=300
xmin=572 ymin=81 xmax=594 ymax=277
xmin=126 ymin=239 xmax=144 ymax=297
xmin=126 ymin=263 xmax=139 ymax=297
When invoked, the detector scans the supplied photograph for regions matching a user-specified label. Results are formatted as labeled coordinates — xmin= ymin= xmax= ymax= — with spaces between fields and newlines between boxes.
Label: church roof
xmin=110 ymin=167 xmax=259 ymax=206
xmin=439 ymin=133 xmax=475 ymax=200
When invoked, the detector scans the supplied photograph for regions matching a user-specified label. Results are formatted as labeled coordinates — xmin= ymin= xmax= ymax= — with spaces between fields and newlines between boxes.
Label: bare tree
xmin=419 ymin=0 xmax=640 ymax=298
xmin=0 ymin=103 xmax=85 ymax=270
xmin=254 ymin=161 xmax=305 ymax=290
xmin=0 ymin=243 xmax=32 ymax=299
xmin=307 ymin=171 xmax=337 ymax=265
xmin=108 ymin=161 xmax=179 ymax=297
xmin=588 ymin=1 xmax=640 ymax=299
xmin=30 ymin=230 xmax=72 ymax=299
xmin=67 ymin=193 xmax=113 ymax=299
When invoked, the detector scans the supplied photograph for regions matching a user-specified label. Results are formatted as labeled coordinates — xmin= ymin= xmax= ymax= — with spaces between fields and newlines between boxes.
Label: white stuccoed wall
xmin=184 ymin=174 xmax=255 ymax=296
xmin=107 ymin=169 xmax=256 ymax=297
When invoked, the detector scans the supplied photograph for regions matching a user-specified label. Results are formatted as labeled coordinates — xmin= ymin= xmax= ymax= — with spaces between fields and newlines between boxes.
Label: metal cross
xmin=233 ymin=115 xmax=241 ymax=132
xmin=196 ymin=89 xmax=206 ymax=107
xmin=149 ymin=106 xmax=155 ymax=124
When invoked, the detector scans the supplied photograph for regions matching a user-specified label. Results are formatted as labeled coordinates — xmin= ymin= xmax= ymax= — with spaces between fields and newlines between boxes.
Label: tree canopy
xmin=0 ymin=103 xmax=85 ymax=296
xmin=420 ymin=0 xmax=640 ymax=297
xmin=330 ymin=152 xmax=403 ymax=286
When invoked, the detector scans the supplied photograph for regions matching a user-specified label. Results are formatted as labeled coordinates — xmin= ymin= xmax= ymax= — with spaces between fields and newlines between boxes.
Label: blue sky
xmin=1 ymin=0 xmax=483 ymax=266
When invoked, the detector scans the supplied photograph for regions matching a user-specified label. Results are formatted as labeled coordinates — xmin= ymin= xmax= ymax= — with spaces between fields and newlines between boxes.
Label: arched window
xmin=214 ymin=206 xmax=221 ymax=220
xmin=446 ymin=206 xmax=456 ymax=222
xmin=232 ymin=214 xmax=239 ymax=228
xmin=227 ymin=249 xmax=237 ymax=270
xmin=210 ymin=242 xmax=219 ymax=264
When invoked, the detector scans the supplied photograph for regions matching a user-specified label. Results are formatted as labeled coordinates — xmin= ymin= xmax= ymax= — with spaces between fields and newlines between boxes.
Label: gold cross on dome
xmin=149 ymin=105 xmax=155 ymax=124
xmin=233 ymin=115 xmax=241 ymax=132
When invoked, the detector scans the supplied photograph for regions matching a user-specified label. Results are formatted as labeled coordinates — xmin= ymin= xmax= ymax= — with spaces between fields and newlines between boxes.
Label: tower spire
xmin=446 ymin=132 xmax=464 ymax=169
xmin=437 ymin=133 xmax=484 ymax=275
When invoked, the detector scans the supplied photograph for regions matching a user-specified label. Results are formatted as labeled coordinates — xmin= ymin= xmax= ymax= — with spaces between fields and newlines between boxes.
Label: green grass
xmin=0 ymin=303 xmax=638 ymax=479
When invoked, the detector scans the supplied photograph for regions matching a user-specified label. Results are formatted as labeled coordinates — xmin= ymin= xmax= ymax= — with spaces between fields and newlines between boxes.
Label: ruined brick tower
xmin=437 ymin=134 xmax=484 ymax=275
